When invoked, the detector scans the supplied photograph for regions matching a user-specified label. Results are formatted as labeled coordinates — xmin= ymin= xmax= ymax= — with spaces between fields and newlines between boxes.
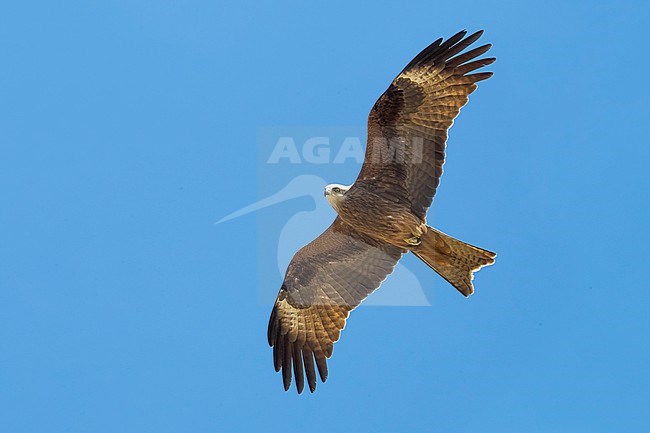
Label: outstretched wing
xmin=268 ymin=218 xmax=403 ymax=393
xmin=356 ymin=30 xmax=495 ymax=220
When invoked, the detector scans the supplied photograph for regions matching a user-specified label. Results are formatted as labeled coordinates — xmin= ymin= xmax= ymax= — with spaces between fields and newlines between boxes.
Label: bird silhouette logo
xmin=218 ymin=174 xmax=432 ymax=306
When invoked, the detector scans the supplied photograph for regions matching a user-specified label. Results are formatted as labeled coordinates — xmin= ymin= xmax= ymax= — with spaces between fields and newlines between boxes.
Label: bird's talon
xmin=405 ymin=236 xmax=421 ymax=246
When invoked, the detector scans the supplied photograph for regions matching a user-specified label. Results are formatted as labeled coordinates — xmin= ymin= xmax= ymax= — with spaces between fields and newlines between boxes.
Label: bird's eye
xmin=333 ymin=187 xmax=341 ymax=193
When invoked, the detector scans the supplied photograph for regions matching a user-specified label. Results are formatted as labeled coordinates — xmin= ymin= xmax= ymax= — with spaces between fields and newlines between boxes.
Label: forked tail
xmin=411 ymin=227 xmax=496 ymax=297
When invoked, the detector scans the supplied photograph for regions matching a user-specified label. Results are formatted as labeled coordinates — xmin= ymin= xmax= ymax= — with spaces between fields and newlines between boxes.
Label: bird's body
xmin=329 ymin=181 xmax=426 ymax=249
xmin=268 ymin=30 xmax=497 ymax=393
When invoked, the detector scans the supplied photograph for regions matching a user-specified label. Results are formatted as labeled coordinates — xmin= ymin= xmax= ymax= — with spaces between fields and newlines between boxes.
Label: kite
xmin=268 ymin=30 xmax=496 ymax=393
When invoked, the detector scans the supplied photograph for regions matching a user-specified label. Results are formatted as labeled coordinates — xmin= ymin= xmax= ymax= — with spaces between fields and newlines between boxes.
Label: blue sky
xmin=1 ymin=1 xmax=649 ymax=432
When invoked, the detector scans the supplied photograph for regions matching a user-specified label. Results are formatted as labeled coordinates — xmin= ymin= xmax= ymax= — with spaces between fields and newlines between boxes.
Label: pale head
xmin=324 ymin=183 xmax=350 ymax=211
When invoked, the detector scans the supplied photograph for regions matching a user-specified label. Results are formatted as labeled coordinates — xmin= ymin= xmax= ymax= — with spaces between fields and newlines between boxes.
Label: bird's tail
xmin=411 ymin=227 xmax=496 ymax=297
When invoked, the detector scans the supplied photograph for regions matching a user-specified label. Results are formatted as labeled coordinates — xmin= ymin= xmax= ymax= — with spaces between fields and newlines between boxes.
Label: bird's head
xmin=324 ymin=183 xmax=350 ymax=211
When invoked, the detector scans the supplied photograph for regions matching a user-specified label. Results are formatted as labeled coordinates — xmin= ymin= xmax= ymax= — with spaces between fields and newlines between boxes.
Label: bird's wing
xmin=356 ymin=30 xmax=495 ymax=220
xmin=268 ymin=217 xmax=403 ymax=393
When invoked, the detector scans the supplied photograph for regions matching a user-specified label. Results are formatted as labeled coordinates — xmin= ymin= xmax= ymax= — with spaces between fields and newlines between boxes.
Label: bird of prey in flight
xmin=268 ymin=30 xmax=496 ymax=393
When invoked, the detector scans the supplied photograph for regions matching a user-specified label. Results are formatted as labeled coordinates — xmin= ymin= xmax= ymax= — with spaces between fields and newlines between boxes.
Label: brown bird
xmin=268 ymin=29 xmax=496 ymax=393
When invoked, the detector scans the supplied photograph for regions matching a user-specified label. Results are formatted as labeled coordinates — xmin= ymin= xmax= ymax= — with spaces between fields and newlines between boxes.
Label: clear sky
xmin=2 ymin=1 xmax=649 ymax=432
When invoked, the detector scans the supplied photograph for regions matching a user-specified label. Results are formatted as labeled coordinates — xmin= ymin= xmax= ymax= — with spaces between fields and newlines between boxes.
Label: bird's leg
xmin=405 ymin=235 xmax=422 ymax=246
xmin=404 ymin=223 xmax=426 ymax=246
